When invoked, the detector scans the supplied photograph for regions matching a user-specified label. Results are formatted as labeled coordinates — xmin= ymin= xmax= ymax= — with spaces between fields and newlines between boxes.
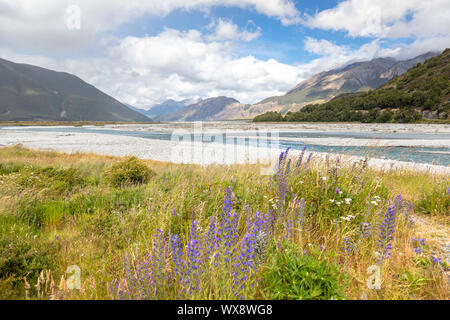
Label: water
xmin=1 ymin=125 xmax=449 ymax=166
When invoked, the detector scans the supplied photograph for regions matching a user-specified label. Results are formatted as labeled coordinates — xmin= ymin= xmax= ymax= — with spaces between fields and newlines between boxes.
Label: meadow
xmin=0 ymin=145 xmax=448 ymax=300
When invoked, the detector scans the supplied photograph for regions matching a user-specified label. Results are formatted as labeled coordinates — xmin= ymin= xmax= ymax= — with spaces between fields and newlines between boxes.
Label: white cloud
xmin=206 ymin=18 xmax=261 ymax=42
xmin=304 ymin=37 xmax=348 ymax=56
xmin=0 ymin=0 xmax=299 ymax=52
xmin=1 ymin=0 xmax=448 ymax=109
xmin=0 ymin=27 xmax=304 ymax=106
xmin=305 ymin=0 xmax=450 ymax=39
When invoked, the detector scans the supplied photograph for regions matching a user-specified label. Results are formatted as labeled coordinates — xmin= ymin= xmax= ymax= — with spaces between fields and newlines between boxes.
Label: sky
xmin=0 ymin=0 xmax=449 ymax=109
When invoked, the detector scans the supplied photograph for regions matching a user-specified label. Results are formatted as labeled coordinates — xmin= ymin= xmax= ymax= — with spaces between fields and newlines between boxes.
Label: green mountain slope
xmin=0 ymin=58 xmax=151 ymax=122
xmin=257 ymin=52 xmax=438 ymax=108
xmin=254 ymin=49 xmax=450 ymax=123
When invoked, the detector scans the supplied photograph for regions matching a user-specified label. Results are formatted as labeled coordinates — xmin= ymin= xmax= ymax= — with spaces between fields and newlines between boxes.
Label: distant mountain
xmin=254 ymin=48 xmax=450 ymax=123
xmin=158 ymin=97 xmax=240 ymax=121
xmin=255 ymin=52 xmax=439 ymax=111
xmin=0 ymin=58 xmax=151 ymax=122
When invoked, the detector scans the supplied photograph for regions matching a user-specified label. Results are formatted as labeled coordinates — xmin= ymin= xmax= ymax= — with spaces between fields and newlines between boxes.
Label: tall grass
xmin=0 ymin=145 xmax=448 ymax=300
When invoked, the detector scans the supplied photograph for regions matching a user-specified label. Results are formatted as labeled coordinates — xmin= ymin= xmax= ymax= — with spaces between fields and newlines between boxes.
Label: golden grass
xmin=0 ymin=145 xmax=448 ymax=300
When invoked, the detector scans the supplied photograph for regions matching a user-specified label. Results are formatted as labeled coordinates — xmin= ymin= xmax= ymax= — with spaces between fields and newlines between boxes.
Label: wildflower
xmin=185 ymin=220 xmax=201 ymax=294
xmin=329 ymin=199 xmax=335 ymax=203
xmin=294 ymin=146 xmax=307 ymax=170
xmin=376 ymin=203 xmax=397 ymax=264
xmin=342 ymin=237 xmax=356 ymax=256
xmin=411 ymin=237 xmax=426 ymax=255
xmin=371 ymin=201 xmax=378 ymax=205
xmin=335 ymin=187 xmax=342 ymax=194
xmin=431 ymin=256 xmax=443 ymax=265
xmin=344 ymin=198 xmax=352 ymax=204
xmin=322 ymin=177 xmax=327 ymax=181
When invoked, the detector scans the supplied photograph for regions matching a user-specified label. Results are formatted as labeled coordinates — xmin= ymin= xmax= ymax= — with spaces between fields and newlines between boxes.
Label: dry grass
xmin=0 ymin=145 xmax=448 ymax=300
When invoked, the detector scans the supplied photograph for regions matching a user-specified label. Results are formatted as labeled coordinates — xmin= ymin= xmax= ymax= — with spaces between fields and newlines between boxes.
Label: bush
xmin=13 ymin=166 xmax=85 ymax=195
xmin=0 ymin=221 xmax=55 ymax=286
xmin=102 ymin=157 xmax=154 ymax=188
xmin=0 ymin=162 xmax=26 ymax=175
xmin=261 ymin=242 xmax=346 ymax=300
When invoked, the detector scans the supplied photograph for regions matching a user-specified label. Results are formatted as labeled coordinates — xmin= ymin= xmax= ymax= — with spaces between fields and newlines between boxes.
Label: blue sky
xmin=0 ymin=0 xmax=449 ymax=107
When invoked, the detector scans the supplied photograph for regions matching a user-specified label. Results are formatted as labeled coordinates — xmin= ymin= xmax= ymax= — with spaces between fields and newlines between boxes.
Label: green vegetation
xmin=261 ymin=242 xmax=346 ymax=300
xmin=254 ymin=49 xmax=450 ymax=123
xmin=0 ymin=58 xmax=151 ymax=122
xmin=102 ymin=157 xmax=155 ymax=188
xmin=0 ymin=145 xmax=448 ymax=300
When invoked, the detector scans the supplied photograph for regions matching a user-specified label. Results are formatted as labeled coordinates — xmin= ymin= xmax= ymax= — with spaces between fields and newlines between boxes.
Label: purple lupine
xmin=376 ymin=204 xmax=397 ymax=264
xmin=219 ymin=187 xmax=239 ymax=263
xmin=285 ymin=159 xmax=291 ymax=177
xmin=341 ymin=237 xmax=356 ymax=256
xmin=232 ymin=232 xmax=256 ymax=298
xmin=185 ymin=220 xmax=201 ymax=295
xmin=394 ymin=194 xmax=403 ymax=211
xmin=275 ymin=148 xmax=290 ymax=212
xmin=232 ymin=209 xmax=272 ymax=299
xmin=171 ymin=234 xmax=185 ymax=280
xmin=294 ymin=146 xmax=307 ymax=170
xmin=431 ymin=256 xmax=443 ymax=265
xmin=401 ymin=201 xmax=414 ymax=228
xmin=206 ymin=215 xmax=219 ymax=259
xmin=284 ymin=218 xmax=294 ymax=242
xmin=411 ymin=237 xmax=426 ymax=255
xmin=295 ymin=198 xmax=306 ymax=230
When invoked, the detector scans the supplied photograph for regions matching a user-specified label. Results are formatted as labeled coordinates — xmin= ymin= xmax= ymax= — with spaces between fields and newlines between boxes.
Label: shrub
xmin=0 ymin=162 xmax=26 ymax=175
xmin=102 ymin=157 xmax=154 ymax=188
xmin=0 ymin=225 xmax=55 ymax=286
xmin=13 ymin=166 xmax=85 ymax=195
xmin=261 ymin=242 xmax=346 ymax=300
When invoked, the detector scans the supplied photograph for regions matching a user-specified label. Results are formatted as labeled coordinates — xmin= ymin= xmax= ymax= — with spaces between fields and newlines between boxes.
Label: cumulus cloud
xmin=0 ymin=26 xmax=304 ymax=106
xmin=305 ymin=0 xmax=450 ymax=39
xmin=0 ymin=0 xmax=299 ymax=52
xmin=206 ymin=19 xmax=261 ymax=42
xmin=1 ymin=0 xmax=448 ymax=109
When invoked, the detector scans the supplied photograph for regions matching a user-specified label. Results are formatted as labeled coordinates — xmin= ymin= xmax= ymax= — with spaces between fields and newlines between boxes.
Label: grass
xmin=0 ymin=145 xmax=448 ymax=300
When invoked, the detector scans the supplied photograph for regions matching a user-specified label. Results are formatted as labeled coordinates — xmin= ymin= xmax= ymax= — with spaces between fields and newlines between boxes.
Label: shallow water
xmin=2 ymin=124 xmax=449 ymax=166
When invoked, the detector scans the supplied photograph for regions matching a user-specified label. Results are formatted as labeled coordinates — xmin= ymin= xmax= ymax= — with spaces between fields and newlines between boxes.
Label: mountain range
xmin=0 ymin=58 xmax=151 ymax=122
xmin=0 ymin=50 xmax=443 ymax=122
xmin=144 ymin=51 xmax=438 ymax=121
xmin=254 ymin=48 xmax=449 ymax=123
xmin=249 ymin=52 xmax=438 ymax=115
xmin=157 ymin=97 xmax=240 ymax=121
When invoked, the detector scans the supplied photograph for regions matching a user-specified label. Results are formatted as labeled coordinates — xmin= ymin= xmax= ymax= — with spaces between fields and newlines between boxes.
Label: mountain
xmin=254 ymin=48 xmax=450 ymax=123
xmin=0 ymin=58 xmax=151 ymax=122
xmin=254 ymin=52 xmax=439 ymax=112
xmin=158 ymin=97 xmax=240 ymax=121
xmin=147 ymin=98 xmax=203 ymax=119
